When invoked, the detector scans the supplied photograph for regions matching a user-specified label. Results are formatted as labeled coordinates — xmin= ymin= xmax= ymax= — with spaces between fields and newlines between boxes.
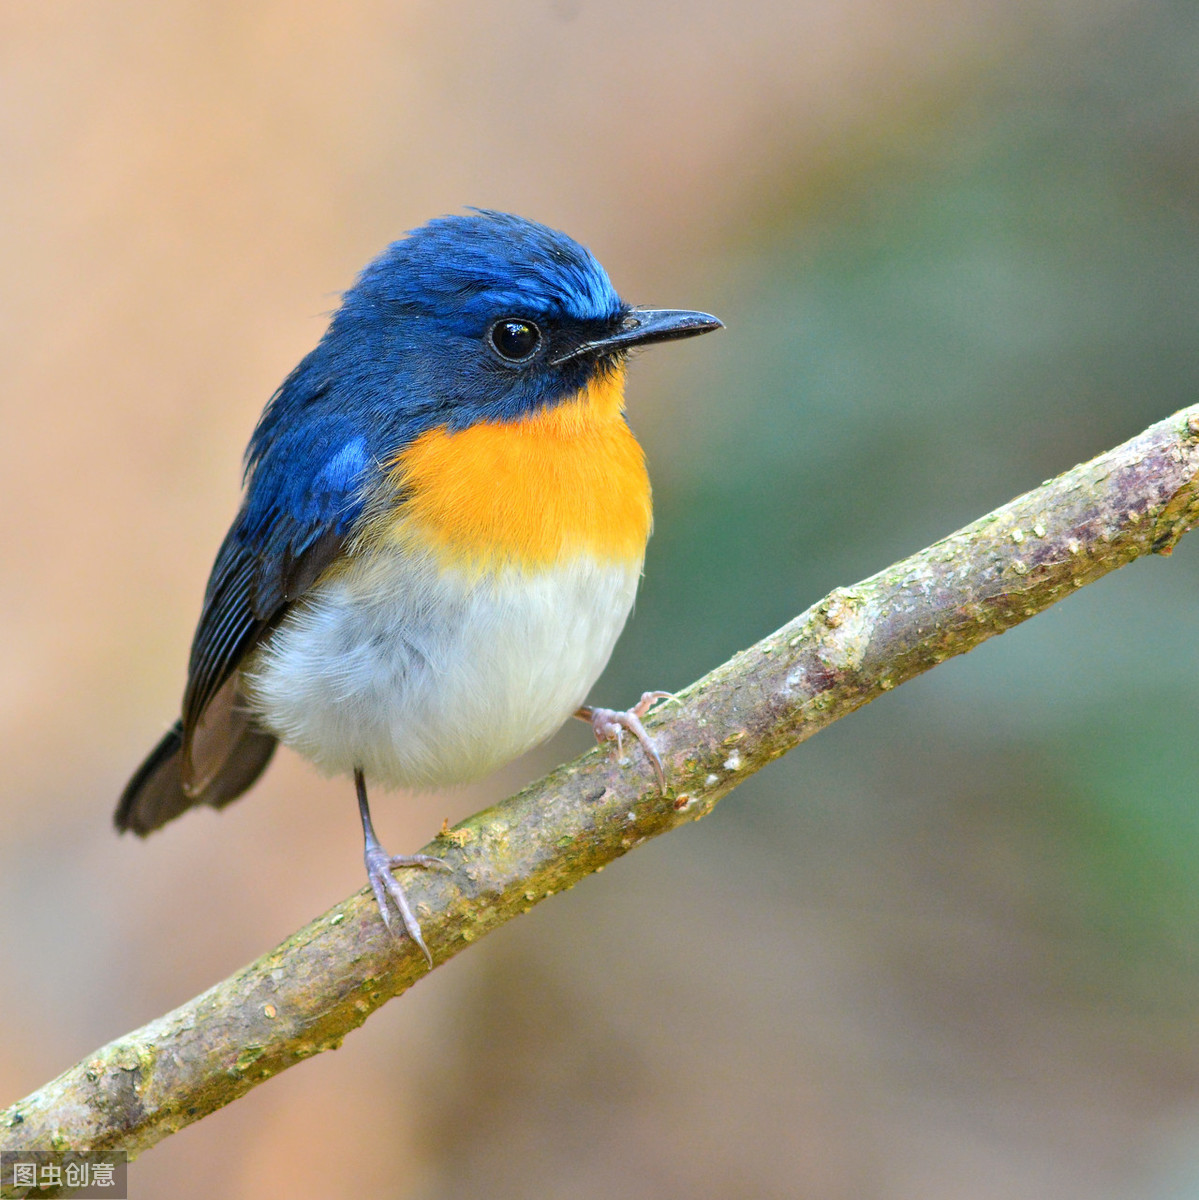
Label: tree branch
xmin=5 ymin=405 xmax=1199 ymax=1181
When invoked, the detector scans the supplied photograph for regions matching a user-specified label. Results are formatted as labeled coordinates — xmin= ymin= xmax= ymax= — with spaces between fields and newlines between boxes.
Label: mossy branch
xmin=5 ymin=405 xmax=1199 ymax=1187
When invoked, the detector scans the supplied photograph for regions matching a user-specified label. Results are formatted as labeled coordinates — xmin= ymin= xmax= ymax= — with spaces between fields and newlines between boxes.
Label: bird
xmin=115 ymin=209 xmax=722 ymax=963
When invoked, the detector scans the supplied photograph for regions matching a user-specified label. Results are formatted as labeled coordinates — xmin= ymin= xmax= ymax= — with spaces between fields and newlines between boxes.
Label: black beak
xmin=552 ymin=307 xmax=723 ymax=365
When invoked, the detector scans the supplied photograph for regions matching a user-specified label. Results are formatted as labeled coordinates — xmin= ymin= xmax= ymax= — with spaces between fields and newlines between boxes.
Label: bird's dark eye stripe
xmin=490 ymin=318 xmax=541 ymax=362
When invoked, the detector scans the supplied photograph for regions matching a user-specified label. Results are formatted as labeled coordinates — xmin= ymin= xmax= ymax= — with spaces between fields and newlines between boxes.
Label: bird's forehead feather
xmin=354 ymin=210 xmax=624 ymax=323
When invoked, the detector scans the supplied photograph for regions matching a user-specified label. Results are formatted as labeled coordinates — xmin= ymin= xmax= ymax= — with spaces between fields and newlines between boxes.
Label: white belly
xmin=241 ymin=548 xmax=642 ymax=788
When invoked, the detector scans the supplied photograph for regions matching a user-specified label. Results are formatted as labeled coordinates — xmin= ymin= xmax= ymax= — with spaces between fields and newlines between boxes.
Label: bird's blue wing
xmin=116 ymin=365 xmax=380 ymax=832
xmin=180 ymin=415 xmax=372 ymax=757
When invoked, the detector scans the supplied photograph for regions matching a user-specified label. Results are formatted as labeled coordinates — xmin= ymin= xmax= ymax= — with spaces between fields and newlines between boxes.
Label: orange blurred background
xmin=6 ymin=2 xmax=1199 ymax=1197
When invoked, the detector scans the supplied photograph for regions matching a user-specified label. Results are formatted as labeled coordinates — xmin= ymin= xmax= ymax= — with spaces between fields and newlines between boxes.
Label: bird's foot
xmin=364 ymin=843 xmax=450 ymax=967
xmin=576 ymin=690 xmax=674 ymax=793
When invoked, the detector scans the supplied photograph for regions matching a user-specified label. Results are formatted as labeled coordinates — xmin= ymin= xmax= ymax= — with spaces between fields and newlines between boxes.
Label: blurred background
xmin=4 ymin=1 xmax=1199 ymax=1196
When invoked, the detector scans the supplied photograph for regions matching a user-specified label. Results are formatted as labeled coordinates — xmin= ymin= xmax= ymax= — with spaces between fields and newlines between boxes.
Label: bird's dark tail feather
xmin=115 ymin=720 xmax=277 ymax=836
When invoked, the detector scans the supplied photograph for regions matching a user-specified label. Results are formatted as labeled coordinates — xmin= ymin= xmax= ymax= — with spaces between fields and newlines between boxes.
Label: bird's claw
xmin=576 ymin=690 xmax=674 ymax=793
xmin=364 ymin=845 xmax=448 ymax=967
xmin=392 ymin=852 xmax=452 ymax=872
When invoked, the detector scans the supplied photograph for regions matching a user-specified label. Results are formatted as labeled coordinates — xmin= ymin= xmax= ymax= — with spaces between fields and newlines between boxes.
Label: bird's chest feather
xmin=242 ymin=372 xmax=652 ymax=787
xmin=365 ymin=367 xmax=652 ymax=571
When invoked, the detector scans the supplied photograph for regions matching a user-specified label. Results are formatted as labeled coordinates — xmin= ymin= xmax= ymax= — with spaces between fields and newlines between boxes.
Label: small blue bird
xmin=116 ymin=210 xmax=721 ymax=962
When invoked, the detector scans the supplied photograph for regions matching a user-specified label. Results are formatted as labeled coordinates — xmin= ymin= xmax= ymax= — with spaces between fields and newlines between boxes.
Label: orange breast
xmin=373 ymin=365 xmax=652 ymax=572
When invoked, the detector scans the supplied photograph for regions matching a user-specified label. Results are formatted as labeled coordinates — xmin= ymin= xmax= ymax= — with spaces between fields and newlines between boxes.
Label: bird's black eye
xmin=490 ymin=318 xmax=542 ymax=362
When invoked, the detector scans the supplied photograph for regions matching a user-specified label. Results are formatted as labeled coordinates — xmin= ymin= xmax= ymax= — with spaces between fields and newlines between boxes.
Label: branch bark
xmin=5 ymin=404 xmax=1199 ymax=1184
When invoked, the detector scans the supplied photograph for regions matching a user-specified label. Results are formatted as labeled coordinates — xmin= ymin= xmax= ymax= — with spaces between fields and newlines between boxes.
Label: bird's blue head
xmin=284 ymin=210 xmax=720 ymax=433
xmin=337 ymin=209 xmax=626 ymax=425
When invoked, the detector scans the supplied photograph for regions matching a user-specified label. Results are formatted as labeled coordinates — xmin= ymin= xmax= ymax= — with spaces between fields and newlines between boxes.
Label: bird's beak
xmin=552 ymin=307 xmax=723 ymax=365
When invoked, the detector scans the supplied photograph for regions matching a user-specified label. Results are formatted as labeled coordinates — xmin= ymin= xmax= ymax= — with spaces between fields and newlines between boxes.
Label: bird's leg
xmin=575 ymin=691 xmax=674 ymax=793
xmin=355 ymin=768 xmax=448 ymax=967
